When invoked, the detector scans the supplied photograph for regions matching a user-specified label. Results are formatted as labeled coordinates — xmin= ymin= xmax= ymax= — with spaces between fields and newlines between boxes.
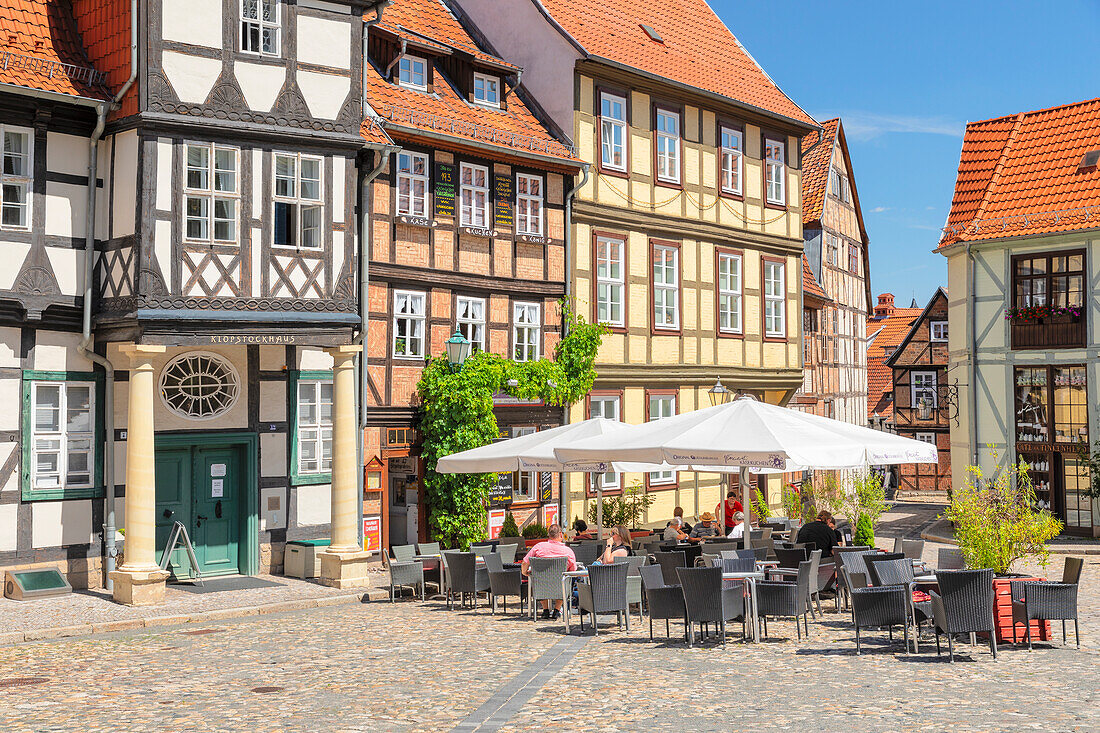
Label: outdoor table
xmin=722 ymin=570 xmax=766 ymax=642
xmin=561 ymin=567 xmax=589 ymax=633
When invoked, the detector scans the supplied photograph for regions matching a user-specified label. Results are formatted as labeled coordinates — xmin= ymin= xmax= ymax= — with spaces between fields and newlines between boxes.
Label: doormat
xmin=172 ymin=577 xmax=285 ymax=594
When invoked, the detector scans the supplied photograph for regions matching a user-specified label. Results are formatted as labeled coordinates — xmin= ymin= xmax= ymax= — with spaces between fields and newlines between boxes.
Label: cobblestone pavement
xmin=2 ymin=549 xmax=1098 ymax=733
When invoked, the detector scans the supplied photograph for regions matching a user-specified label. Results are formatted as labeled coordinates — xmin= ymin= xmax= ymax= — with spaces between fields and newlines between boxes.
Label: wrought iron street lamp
xmin=445 ymin=331 xmax=471 ymax=371
xmin=708 ymin=377 xmax=732 ymax=406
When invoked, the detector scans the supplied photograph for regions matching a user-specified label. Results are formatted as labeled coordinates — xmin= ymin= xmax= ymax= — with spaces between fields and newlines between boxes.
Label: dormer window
xmin=473 ymin=73 xmax=499 ymax=107
xmin=241 ymin=0 xmax=280 ymax=57
xmin=398 ymin=55 xmax=428 ymax=91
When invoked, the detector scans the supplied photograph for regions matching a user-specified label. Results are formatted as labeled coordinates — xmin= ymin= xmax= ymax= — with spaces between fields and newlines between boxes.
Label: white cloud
xmin=819 ymin=111 xmax=964 ymax=141
xmin=870 ymin=206 xmax=891 ymax=213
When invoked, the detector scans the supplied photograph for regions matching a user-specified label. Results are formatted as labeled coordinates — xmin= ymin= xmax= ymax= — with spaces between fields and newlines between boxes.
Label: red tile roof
xmin=0 ymin=0 xmax=109 ymax=100
xmin=377 ymin=1 xmax=518 ymax=71
xmin=800 ymin=118 xmax=838 ymax=226
xmin=366 ymin=0 xmax=577 ymax=164
xmin=940 ymin=98 xmax=1100 ymax=245
xmin=535 ymin=0 xmax=815 ymax=128
xmin=802 ymin=255 xmax=828 ymax=305
xmin=865 ymin=306 xmax=921 ymax=420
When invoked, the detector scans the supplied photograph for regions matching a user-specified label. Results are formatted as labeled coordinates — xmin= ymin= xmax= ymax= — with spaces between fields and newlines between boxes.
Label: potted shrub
xmin=752 ymin=489 xmax=771 ymax=522
xmin=499 ymin=512 xmax=520 ymax=539
xmin=522 ymin=522 xmax=549 ymax=547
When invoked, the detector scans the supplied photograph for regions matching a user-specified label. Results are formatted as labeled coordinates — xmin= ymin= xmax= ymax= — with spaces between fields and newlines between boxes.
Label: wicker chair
xmin=570 ymin=543 xmax=601 ymax=567
xmin=869 ymin=557 xmax=931 ymax=632
xmin=864 ymin=553 xmax=906 ymax=586
xmin=438 ymin=549 xmax=463 ymax=600
xmin=696 ymin=552 xmax=720 ymax=568
xmin=937 ymin=547 xmax=965 ymax=570
xmin=528 ymin=556 xmax=568 ymax=619
xmin=417 ymin=541 xmax=441 ymax=556
xmin=385 ymin=551 xmax=424 ymax=602
xmin=775 ymin=546 xmax=810 ymax=569
xmin=901 ymin=539 xmax=925 ymax=561
xmin=496 ymin=543 xmax=519 ymax=564
xmin=484 ymin=552 xmax=525 ymax=615
xmin=640 ymin=564 xmax=686 ymax=641
xmin=931 ymin=568 xmax=996 ymax=662
xmin=744 ymin=528 xmax=773 ymax=549
xmin=447 ymin=552 xmax=489 ymax=611
xmin=470 ymin=543 xmax=493 ymax=558
xmin=613 ymin=556 xmax=646 ymax=620
xmin=719 ymin=556 xmax=755 ymax=573
xmin=654 ymin=550 xmax=688 ymax=586
xmin=676 ymin=566 xmax=745 ymax=646
xmin=833 ymin=547 xmax=872 ymax=610
xmin=755 ymin=560 xmax=813 ymax=641
xmin=850 ymin=585 xmax=913 ymax=655
xmin=391 ymin=544 xmax=417 ymax=562
xmin=1010 ymin=557 xmax=1084 ymax=649
xmin=577 ymin=562 xmax=630 ymax=635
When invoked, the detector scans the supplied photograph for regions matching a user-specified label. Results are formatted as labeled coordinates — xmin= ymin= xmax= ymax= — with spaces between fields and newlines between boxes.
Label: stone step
xmin=893 ymin=491 xmax=950 ymax=504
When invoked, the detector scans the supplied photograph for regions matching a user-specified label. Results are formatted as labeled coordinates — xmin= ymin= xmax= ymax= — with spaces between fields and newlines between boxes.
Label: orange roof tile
xmin=534 ymin=0 xmax=815 ymax=128
xmin=366 ymin=0 xmax=576 ymax=164
xmin=800 ymin=118 xmax=837 ymax=226
xmin=940 ymin=98 xmax=1100 ymax=246
xmin=865 ymin=306 xmax=921 ymax=420
xmin=802 ymin=255 xmax=828 ymax=305
xmin=0 ymin=0 xmax=109 ymax=100
xmin=360 ymin=117 xmax=395 ymax=146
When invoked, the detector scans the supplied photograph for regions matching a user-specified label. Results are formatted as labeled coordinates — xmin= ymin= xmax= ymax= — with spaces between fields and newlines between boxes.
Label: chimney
xmin=874 ymin=293 xmax=895 ymax=319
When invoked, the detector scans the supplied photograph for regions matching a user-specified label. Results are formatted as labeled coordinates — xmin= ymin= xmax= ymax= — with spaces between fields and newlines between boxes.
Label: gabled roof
xmin=531 ymin=0 xmax=815 ymax=129
xmin=865 ymin=304 xmax=922 ymax=420
xmin=801 ymin=255 xmax=828 ymax=307
xmin=885 ymin=288 xmax=948 ymax=368
xmin=0 ymin=0 xmax=109 ymax=101
xmin=366 ymin=0 xmax=577 ymax=165
xmin=800 ymin=118 xmax=839 ymax=226
xmin=940 ymin=97 xmax=1100 ymax=246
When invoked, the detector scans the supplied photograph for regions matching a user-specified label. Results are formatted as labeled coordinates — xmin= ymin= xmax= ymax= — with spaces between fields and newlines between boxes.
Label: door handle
xmin=163 ymin=509 xmax=174 ymax=519
xmin=196 ymin=514 xmax=208 ymax=527
xmin=215 ymin=500 xmax=223 ymax=519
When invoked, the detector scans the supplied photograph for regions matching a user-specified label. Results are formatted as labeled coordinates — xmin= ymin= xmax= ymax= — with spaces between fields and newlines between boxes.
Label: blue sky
xmin=717 ymin=0 xmax=1100 ymax=307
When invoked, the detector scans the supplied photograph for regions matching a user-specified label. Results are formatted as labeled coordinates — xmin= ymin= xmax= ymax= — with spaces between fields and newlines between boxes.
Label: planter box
xmin=992 ymin=577 xmax=1052 ymax=644
xmin=524 ymin=538 xmax=544 ymax=548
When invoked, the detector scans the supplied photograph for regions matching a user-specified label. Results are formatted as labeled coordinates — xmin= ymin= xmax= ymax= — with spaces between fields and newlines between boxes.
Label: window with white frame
xmin=765 ymin=138 xmax=786 ymax=205
xmin=595 ymin=236 xmax=624 ymax=327
xmin=763 ymin=259 xmax=786 ymax=338
xmin=589 ymin=394 xmax=620 ymax=491
xmin=184 ymin=143 xmax=238 ymax=244
xmin=1 ymin=126 xmax=32 ymax=229
xmin=513 ymin=302 xmax=540 ymax=362
xmin=720 ymin=126 xmax=743 ymax=195
xmin=297 ymin=379 xmax=333 ymax=475
xmin=717 ymin=251 xmax=742 ymax=334
xmin=655 ymin=107 xmax=680 ymax=184
xmin=652 ymin=244 xmax=679 ymax=330
xmin=240 ymin=0 xmax=280 ymax=56
xmin=460 ymin=163 xmax=490 ymax=228
xmin=398 ymin=55 xmax=427 ymax=91
xmin=913 ymin=371 xmax=937 ymax=408
xmin=396 ymin=151 xmax=429 ymax=217
xmin=473 ymin=73 xmax=500 ymax=107
xmin=455 ymin=296 xmax=485 ymax=352
xmin=930 ymin=321 xmax=948 ymax=342
xmin=600 ymin=92 xmax=626 ymax=171
xmin=516 ymin=173 xmax=543 ymax=236
xmin=648 ymin=393 xmax=676 ymax=484
xmin=273 ymin=153 xmax=323 ymax=248
xmin=915 ymin=432 xmax=936 ymax=445
xmin=30 ymin=380 xmax=94 ymax=491
xmin=393 ymin=290 xmax=426 ymax=358
xmin=512 ymin=427 xmax=538 ymax=500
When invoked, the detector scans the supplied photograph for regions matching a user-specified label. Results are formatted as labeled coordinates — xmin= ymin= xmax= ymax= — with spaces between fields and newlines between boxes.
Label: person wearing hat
xmin=688 ymin=511 xmax=719 ymax=541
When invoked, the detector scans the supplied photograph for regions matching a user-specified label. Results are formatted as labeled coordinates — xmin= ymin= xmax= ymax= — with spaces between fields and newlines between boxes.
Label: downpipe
xmin=560 ymin=162 xmax=590 ymax=526
xmin=966 ymin=241 xmax=978 ymax=465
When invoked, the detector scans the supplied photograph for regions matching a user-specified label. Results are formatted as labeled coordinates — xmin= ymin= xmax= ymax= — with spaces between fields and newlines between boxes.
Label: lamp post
xmin=708 ymin=377 xmax=732 ymax=406
xmin=444 ymin=331 xmax=471 ymax=371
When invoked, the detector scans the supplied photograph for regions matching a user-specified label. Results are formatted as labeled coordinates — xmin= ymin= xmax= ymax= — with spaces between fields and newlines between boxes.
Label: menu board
xmin=543 ymin=504 xmax=558 ymax=528
xmin=488 ymin=510 xmax=506 ymax=539
xmin=488 ymin=472 xmax=514 ymax=508
xmin=494 ymin=174 xmax=514 ymax=231
xmin=434 ymin=162 xmax=456 ymax=218
xmin=539 ymin=472 xmax=553 ymax=504
xmin=362 ymin=516 xmax=382 ymax=554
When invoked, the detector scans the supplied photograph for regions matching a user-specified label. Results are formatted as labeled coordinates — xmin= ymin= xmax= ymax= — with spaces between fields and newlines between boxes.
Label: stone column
xmin=110 ymin=343 xmax=169 ymax=606
xmin=319 ymin=344 xmax=370 ymax=588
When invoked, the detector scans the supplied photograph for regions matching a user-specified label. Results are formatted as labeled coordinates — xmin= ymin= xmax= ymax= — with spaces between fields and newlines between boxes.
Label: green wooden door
xmin=191 ymin=446 xmax=241 ymax=577
xmin=154 ymin=448 xmax=193 ymax=579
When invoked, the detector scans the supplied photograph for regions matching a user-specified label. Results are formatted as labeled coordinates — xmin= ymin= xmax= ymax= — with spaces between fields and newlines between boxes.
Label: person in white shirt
xmin=726 ymin=511 xmax=746 ymax=539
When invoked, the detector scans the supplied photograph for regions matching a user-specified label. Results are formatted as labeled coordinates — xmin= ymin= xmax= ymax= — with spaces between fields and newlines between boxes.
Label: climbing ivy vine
xmin=417 ymin=303 xmax=606 ymax=549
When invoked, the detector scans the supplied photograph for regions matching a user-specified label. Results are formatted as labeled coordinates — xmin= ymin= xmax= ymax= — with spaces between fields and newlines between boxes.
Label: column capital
xmin=118 ymin=343 xmax=167 ymax=365
xmin=325 ymin=344 xmax=362 ymax=367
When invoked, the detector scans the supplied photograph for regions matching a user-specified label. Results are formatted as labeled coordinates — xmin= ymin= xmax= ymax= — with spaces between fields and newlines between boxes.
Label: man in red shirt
xmin=715 ymin=490 xmax=744 ymax=535
xmin=521 ymin=523 xmax=576 ymax=620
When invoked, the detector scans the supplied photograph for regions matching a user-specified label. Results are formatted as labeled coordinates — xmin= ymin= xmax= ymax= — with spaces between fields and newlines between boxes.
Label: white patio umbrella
xmin=554 ymin=395 xmax=938 ymax=547
xmin=435 ymin=417 xmax=670 ymax=538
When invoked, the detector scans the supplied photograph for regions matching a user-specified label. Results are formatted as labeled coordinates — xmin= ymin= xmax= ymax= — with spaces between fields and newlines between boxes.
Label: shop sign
xmin=542 ymin=503 xmax=558 ymax=528
xmin=488 ymin=472 xmax=513 ymax=508
xmin=494 ymin=174 xmax=514 ymax=230
xmin=434 ymin=162 xmax=456 ymax=218
xmin=488 ymin=510 xmax=506 ymax=539
xmin=539 ymin=472 xmax=553 ymax=504
xmin=362 ymin=516 xmax=382 ymax=553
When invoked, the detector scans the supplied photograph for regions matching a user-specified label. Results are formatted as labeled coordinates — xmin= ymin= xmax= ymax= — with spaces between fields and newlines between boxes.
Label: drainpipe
xmin=559 ymin=162 xmax=590 ymax=526
xmin=965 ymin=241 xmax=978 ymax=465
xmin=84 ymin=0 xmax=138 ymax=592
xmin=384 ymin=39 xmax=408 ymax=81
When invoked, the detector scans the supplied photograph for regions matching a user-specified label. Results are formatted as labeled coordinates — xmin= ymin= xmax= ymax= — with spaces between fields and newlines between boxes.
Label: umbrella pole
xmin=741 ymin=466 xmax=750 ymax=550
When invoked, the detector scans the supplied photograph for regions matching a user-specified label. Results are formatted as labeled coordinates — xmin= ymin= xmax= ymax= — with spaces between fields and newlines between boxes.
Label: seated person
xmin=571 ymin=518 xmax=594 ymax=540
xmin=666 ymin=506 xmax=693 ymax=534
xmin=726 ymin=511 xmax=746 ymax=539
xmin=796 ymin=510 xmax=839 ymax=558
xmin=688 ymin=512 xmax=719 ymax=542
xmin=521 ymin=523 xmax=577 ymax=620
xmin=663 ymin=516 xmax=687 ymax=542
xmin=597 ymin=525 xmax=634 ymax=565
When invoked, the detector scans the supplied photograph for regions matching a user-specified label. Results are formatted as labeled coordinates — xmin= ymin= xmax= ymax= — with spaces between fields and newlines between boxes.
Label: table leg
xmin=750 ymin=578 xmax=760 ymax=643
xmin=562 ymin=575 xmax=570 ymax=634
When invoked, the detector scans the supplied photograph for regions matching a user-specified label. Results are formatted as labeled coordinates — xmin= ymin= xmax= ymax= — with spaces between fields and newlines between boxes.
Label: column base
xmin=110 ymin=568 xmax=170 ymax=606
xmin=318 ymin=549 xmax=372 ymax=589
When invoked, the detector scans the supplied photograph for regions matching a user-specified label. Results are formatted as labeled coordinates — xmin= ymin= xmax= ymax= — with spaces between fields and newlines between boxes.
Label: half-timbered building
xmin=456 ymin=0 xmax=817 ymax=526
xmin=362 ymin=0 xmax=580 ymax=546
xmin=1 ymin=0 xmax=386 ymax=603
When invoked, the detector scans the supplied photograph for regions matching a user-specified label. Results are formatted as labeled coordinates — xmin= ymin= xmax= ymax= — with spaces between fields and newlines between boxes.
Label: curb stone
xmin=0 ymin=586 xmax=389 ymax=647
